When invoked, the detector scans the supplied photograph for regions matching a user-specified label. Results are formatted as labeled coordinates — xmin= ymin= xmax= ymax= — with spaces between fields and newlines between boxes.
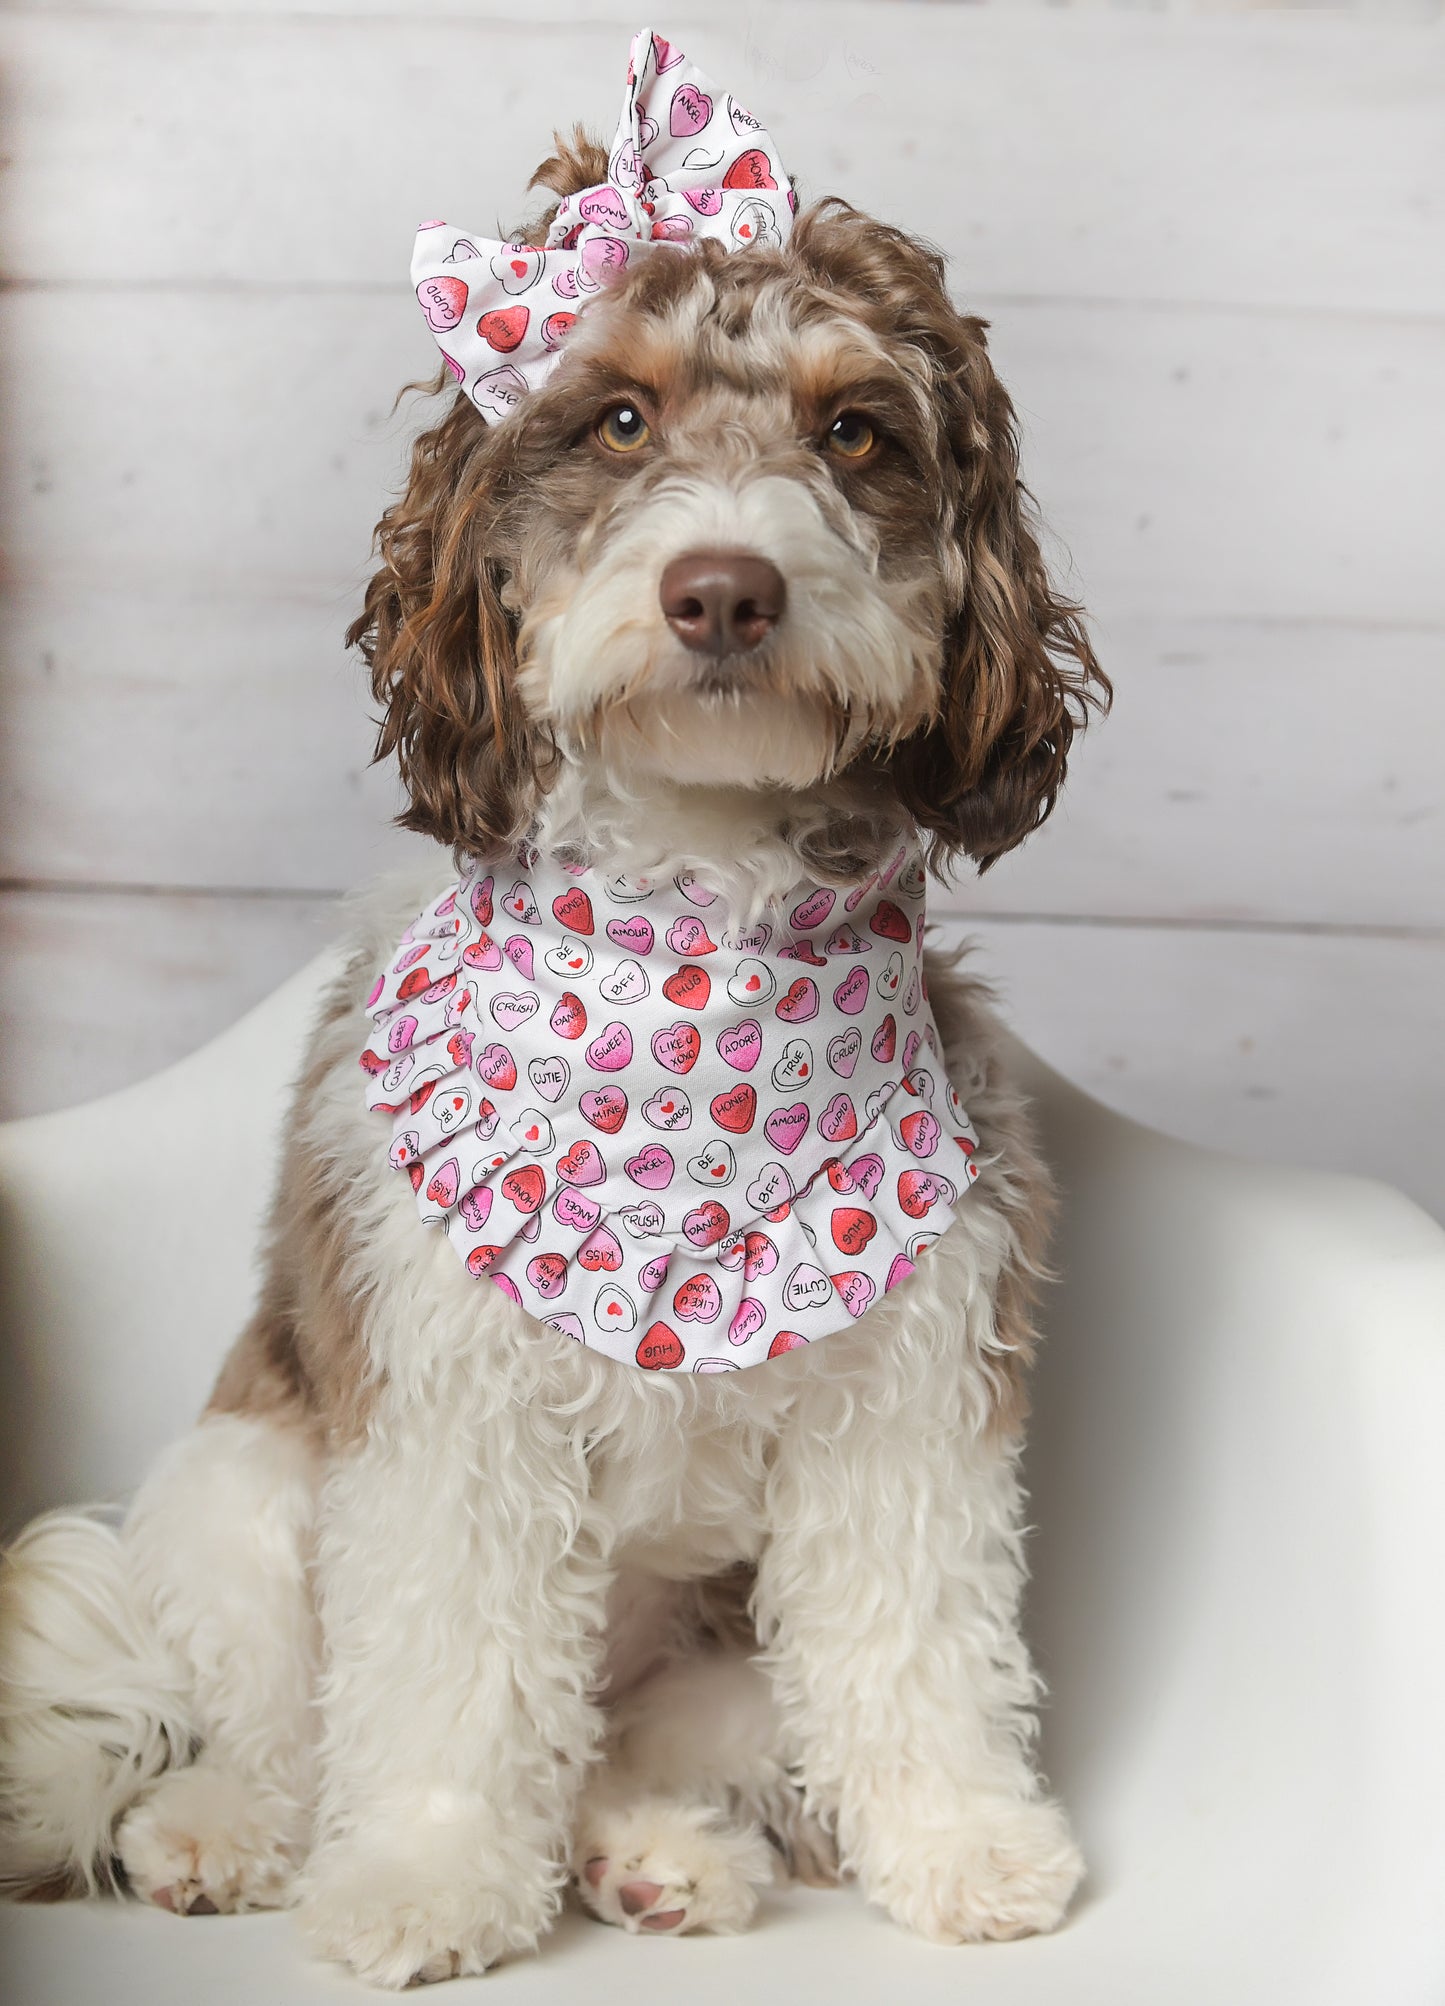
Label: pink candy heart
xmin=670 ymin=82 xmax=713 ymax=137
xmin=585 ymin=1021 xmax=633 ymax=1072
xmin=625 ymin=1144 xmax=675 ymax=1190
xmin=763 ymin=1102 xmax=809 ymax=1155
xmin=716 ymin=1019 xmax=762 ymax=1072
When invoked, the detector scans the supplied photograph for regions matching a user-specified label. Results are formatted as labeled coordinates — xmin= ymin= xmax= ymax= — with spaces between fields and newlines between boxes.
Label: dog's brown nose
xmin=659 ymin=550 xmax=786 ymax=658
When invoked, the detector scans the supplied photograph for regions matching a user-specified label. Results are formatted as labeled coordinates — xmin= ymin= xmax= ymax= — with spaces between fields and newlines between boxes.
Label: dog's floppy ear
xmin=794 ymin=202 xmax=1109 ymax=873
xmin=897 ymin=314 xmax=1109 ymax=871
xmin=348 ymin=395 xmax=548 ymax=855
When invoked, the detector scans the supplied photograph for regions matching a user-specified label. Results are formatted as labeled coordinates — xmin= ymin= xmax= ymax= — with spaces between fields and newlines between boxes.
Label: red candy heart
xmin=662 ymin=966 xmax=711 ymax=1010
xmin=709 ymin=1084 xmax=757 ymax=1134
xmin=723 ymin=148 xmax=777 ymax=191
xmin=501 ymin=1165 xmax=546 ymax=1215
xmin=478 ymin=305 xmax=529 ymax=352
xmin=550 ymin=992 xmax=588 ymax=1041
xmin=552 ymin=888 xmax=594 ymax=935
xmin=869 ymin=898 xmax=912 ymax=943
xmin=776 ymin=978 xmax=820 ymax=1023
xmin=556 ymin=1140 xmax=605 ymax=1187
xmin=682 ymin=1200 xmax=731 ymax=1248
xmin=830 ymin=1206 xmax=877 ymax=1257
xmin=636 ymin=1323 xmax=685 ymax=1370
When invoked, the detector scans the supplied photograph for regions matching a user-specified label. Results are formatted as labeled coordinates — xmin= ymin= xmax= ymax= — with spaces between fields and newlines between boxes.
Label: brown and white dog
xmin=0 ymin=133 xmax=1108 ymax=1987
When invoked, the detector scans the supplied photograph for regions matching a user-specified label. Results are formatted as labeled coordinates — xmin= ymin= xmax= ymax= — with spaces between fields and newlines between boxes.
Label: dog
xmin=0 ymin=103 xmax=1108 ymax=1988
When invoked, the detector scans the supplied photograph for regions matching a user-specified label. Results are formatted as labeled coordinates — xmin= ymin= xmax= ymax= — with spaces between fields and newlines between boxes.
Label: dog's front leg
xmin=298 ymin=1383 xmax=609 ymax=1989
xmin=755 ymin=1237 xmax=1083 ymax=1946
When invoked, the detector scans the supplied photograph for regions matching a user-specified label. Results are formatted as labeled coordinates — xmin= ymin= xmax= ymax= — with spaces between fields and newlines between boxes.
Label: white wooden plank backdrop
xmin=1 ymin=2 xmax=1442 ymax=1223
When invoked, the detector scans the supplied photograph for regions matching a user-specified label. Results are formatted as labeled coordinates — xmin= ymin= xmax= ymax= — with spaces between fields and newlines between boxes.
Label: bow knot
xmin=411 ymin=26 xmax=794 ymax=422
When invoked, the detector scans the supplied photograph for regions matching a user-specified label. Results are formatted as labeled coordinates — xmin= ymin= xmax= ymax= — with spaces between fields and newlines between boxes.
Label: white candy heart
xmin=771 ymin=1038 xmax=813 ymax=1090
xmin=594 ymin=1286 xmax=637 ymax=1331
xmin=544 ymin=935 xmax=593 ymax=977
xmin=503 ymin=880 xmax=540 ymax=924
xmin=604 ymin=874 xmax=654 ymax=904
xmin=642 ymin=1088 xmax=692 ymax=1130
xmin=745 ymin=1161 xmax=794 ymax=1212
xmin=527 ymin=1055 xmax=571 ymax=1103
xmin=687 ymin=1140 xmax=736 ymax=1187
xmin=783 ymin=1262 xmax=831 ymax=1312
xmin=876 ymin=951 xmax=904 ymax=998
xmin=726 ymin=956 xmax=776 ymax=1005
xmin=599 ymin=958 xmax=650 ymax=1003
xmin=516 ymin=1108 xmax=554 ymax=1154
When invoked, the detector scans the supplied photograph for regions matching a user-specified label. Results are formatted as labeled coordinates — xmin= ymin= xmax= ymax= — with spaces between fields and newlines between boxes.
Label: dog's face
xmin=497 ymin=235 xmax=961 ymax=794
xmin=354 ymin=188 xmax=1106 ymax=870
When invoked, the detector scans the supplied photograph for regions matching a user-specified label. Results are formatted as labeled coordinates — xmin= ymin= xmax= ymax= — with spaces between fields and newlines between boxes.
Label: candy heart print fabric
xmin=360 ymin=840 xmax=983 ymax=1372
xmin=411 ymin=25 xmax=794 ymax=421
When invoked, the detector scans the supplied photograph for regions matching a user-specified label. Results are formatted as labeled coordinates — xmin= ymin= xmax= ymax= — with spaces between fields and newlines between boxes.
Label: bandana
xmin=411 ymin=25 xmax=794 ymax=421
xmin=360 ymin=842 xmax=983 ymax=1373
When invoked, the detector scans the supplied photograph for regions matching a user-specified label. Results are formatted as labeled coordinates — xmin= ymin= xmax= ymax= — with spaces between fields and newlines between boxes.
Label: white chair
xmin=2 ymin=953 xmax=1443 ymax=2004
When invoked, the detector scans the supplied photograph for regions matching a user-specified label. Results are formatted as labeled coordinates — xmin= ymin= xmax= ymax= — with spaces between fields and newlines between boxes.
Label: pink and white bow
xmin=411 ymin=26 xmax=794 ymax=422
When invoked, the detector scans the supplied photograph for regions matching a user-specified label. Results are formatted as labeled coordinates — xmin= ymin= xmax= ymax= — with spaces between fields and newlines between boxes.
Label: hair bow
xmin=411 ymin=26 xmax=794 ymax=422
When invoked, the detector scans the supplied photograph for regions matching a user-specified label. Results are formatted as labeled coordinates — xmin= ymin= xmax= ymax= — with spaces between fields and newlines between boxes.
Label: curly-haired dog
xmin=0 ymin=95 xmax=1107 ymax=1989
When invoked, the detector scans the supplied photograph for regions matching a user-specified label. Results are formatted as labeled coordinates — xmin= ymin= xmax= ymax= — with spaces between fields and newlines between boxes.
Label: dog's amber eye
xmin=825 ymin=412 xmax=877 ymax=460
xmin=596 ymin=404 xmax=651 ymax=454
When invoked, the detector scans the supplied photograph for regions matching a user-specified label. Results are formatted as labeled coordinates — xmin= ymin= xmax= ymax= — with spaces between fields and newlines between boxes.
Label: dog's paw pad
xmin=619 ymin=1877 xmax=690 ymax=1931
xmin=573 ymin=1797 xmax=775 ymax=1937
xmin=583 ymin=1859 xmax=696 ymax=1934
xmin=117 ymin=1765 xmax=302 ymax=1916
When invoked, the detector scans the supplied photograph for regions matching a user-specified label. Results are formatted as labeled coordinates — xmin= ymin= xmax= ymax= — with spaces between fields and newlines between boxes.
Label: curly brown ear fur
xmin=348 ymin=123 xmax=611 ymax=852
xmin=794 ymin=201 xmax=1110 ymax=873
xmin=346 ymin=395 xmax=549 ymax=855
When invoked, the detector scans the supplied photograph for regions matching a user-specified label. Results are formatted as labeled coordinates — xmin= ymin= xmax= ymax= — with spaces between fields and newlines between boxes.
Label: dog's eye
xmin=596 ymin=404 xmax=652 ymax=454
xmin=825 ymin=412 xmax=877 ymax=460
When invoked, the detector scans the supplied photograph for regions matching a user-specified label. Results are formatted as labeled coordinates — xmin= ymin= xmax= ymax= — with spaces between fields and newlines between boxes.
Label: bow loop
xmin=410 ymin=26 xmax=793 ymax=423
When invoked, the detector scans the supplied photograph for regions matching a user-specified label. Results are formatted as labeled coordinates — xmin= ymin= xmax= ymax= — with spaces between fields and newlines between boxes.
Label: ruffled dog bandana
xmin=411 ymin=26 xmax=793 ymax=421
xmin=360 ymin=841 xmax=983 ymax=1373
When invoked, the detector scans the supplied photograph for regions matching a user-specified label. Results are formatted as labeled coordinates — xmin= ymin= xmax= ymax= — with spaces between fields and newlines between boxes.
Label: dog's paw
xmin=574 ymin=1793 xmax=775 ymax=1936
xmin=299 ymin=1835 xmax=554 ymax=1989
xmin=868 ymin=1796 xmax=1083 ymax=1944
xmin=116 ymin=1763 xmax=305 ymax=1915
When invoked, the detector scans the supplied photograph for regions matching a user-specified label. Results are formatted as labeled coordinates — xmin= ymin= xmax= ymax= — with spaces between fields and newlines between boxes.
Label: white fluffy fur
xmin=0 ymin=1510 xmax=193 ymax=1895
xmin=0 ymin=275 xmax=1083 ymax=1972
xmin=0 ymin=856 xmax=1081 ymax=1981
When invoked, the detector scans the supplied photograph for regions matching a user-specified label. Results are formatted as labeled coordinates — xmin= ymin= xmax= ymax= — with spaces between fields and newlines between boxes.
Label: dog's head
xmin=352 ymin=137 xmax=1108 ymax=872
